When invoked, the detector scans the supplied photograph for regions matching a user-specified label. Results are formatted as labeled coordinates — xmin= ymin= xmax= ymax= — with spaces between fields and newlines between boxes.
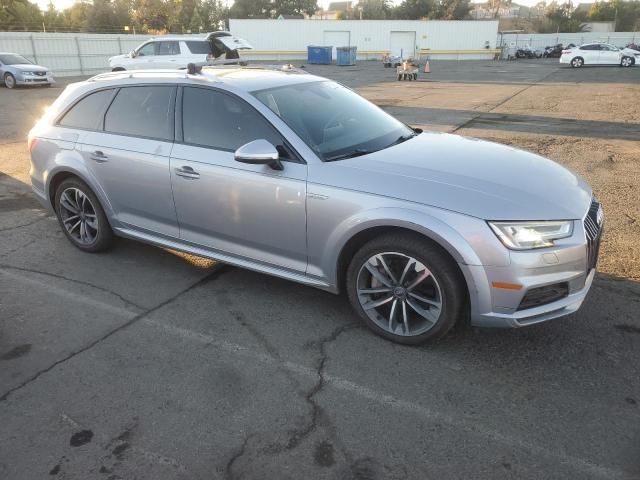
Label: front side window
xmin=0 ymin=54 xmax=32 ymax=65
xmin=59 ymin=89 xmax=115 ymax=130
xmin=181 ymin=87 xmax=290 ymax=156
xmin=137 ymin=42 xmax=156 ymax=57
xmin=252 ymin=81 xmax=414 ymax=161
xmin=158 ymin=41 xmax=180 ymax=55
xmin=104 ymin=86 xmax=174 ymax=140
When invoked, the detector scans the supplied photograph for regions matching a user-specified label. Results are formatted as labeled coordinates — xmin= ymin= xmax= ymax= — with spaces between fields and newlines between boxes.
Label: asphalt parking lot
xmin=1 ymin=59 xmax=639 ymax=480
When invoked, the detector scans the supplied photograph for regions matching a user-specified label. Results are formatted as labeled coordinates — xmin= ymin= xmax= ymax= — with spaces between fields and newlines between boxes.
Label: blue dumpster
xmin=336 ymin=46 xmax=357 ymax=66
xmin=307 ymin=46 xmax=332 ymax=64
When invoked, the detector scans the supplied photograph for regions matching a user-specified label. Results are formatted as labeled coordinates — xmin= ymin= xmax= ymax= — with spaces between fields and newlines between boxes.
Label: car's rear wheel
xmin=570 ymin=57 xmax=584 ymax=68
xmin=4 ymin=73 xmax=16 ymax=89
xmin=621 ymin=56 xmax=634 ymax=67
xmin=111 ymin=67 xmax=125 ymax=72
xmin=54 ymin=177 xmax=114 ymax=252
xmin=346 ymin=233 xmax=465 ymax=345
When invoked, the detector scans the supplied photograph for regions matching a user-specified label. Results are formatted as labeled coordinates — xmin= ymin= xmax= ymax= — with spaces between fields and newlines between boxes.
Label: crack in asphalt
xmin=285 ymin=323 xmax=361 ymax=451
xmin=224 ymin=433 xmax=256 ymax=480
xmin=0 ymin=264 xmax=226 ymax=402
xmin=0 ymin=215 xmax=49 ymax=232
xmin=0 ymin=264 xmax=147 ymax=311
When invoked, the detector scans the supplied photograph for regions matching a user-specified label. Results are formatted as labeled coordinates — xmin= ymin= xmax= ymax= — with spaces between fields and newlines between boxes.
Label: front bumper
xmin=15 ymin=73 xmax=55 ymax=86
xmin=461 ymin=204 xmax=602 ymax=328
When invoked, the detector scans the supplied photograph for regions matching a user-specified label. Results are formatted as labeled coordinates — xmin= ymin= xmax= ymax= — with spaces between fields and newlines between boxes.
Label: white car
xmin=108 ymin=32 xmax=252 ymax=71
xmin=560 ymin=42 xmax=636 ymax=68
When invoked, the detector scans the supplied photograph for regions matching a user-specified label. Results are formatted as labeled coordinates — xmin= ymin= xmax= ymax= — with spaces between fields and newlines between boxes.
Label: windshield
xmin=0 ymin=54 xmax=32 ymax=65
xmin=252 ymin=81 xmax=414 ymax=161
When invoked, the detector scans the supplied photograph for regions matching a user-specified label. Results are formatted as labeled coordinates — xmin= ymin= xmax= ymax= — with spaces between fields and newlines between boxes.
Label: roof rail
xmin=87 ymin=70 xmax=196 ymax=82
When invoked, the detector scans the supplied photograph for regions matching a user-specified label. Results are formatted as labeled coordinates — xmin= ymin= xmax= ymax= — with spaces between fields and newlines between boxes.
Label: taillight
xmin=28 ymin=134 xmax=37 ymax=154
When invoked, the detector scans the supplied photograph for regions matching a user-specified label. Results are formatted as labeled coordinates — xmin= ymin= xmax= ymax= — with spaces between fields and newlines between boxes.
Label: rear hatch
xmin=206 ymin=32 xmax=253 ymax=58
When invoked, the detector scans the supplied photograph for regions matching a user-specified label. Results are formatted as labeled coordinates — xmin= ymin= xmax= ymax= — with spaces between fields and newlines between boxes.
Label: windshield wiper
xmin=387 ymin=132 xmax=418 ymax=148
xmin=325 ymin=149 xmax=372 ymax=161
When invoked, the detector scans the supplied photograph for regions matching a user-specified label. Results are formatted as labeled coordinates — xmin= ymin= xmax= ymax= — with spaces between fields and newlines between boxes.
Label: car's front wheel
xmin=4 ymin=73 xmax=16 ymax=89
xmin=346 ymin=233 xmax=466 ymax=345
xmin=54 ymin=177 xmax=114 ymax=252
xmin=570 ymin=57 xmax=584 ymax=68
xmin=621 ymin=56 xmax=634 ymax=67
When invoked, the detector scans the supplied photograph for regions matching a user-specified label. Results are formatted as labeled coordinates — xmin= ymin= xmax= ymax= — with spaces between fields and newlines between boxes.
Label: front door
xmin=79 ymin=85 xmax=179 ymax=237
xmin=130 ymin=41 xmax=157 ymax=69
xmin=170 ymin=86 xmax=307 ymax=272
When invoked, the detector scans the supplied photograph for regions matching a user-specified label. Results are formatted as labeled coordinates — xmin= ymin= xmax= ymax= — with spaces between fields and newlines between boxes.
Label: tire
xmin=54 ymin=177 xmax=114 ymax=252
xmin=621 ymin=56 xmax=634 ymax=67
xmin=413 ymin=73 xmax=418 ymax=80
xmin=111 ymin=67 xmax=126 ymax=72
xmin=4 ymin=73 xmax=16 ymax=89
xmin=570 ymin=57 xmax=584 ymax=68
xmin=346 ymin=233 xmax=466 ymax=345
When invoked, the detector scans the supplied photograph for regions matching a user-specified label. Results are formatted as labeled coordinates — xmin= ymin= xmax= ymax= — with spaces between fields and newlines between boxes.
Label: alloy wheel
xmin=356 ymin=252 xmax=443 ymax=337
xmin=59 ymin=187 xmax=99 ymax=245
xmin=5 ymin=74 xmax=15 ymax=88
xmin=621 ymin=57 xmax=632 ymax=67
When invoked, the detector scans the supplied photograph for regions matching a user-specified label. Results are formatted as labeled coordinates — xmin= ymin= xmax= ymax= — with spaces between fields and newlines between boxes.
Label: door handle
xmin=89 ymin=150 xmax=108 ymax=163
xmin=175 ymin=166 xmax=200 ymax=179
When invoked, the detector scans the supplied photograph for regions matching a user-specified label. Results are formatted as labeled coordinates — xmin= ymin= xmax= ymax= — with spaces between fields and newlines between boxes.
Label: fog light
xmin=517 ymin=283 xmax=569 ymax=310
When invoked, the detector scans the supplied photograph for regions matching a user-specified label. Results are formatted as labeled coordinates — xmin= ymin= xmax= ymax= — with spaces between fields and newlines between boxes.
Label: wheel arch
xmin=46 ymin=166 xmax=114 ymax=221
xmin=330 ymin=211 xmax=483 ymax=297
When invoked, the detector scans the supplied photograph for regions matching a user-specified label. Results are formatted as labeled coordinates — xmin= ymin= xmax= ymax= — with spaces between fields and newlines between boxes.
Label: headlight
xmin=488 ymin=221 xmax=574 ymax=250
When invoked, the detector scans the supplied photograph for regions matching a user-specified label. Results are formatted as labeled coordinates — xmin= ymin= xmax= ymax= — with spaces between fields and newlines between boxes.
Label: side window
xmin=185 ymin=41 xmax=212 ymax=55
xmin=181 ymin=87 xmax=293 ymax=159
xmin=158 ymin=41 xmax=180 ymax=56
xmin=58 ymin=89 xmax=115 ymax=130
xmin=104 ymin=86 xmax=174 ymax=141
xmin=137 ymin=42 xmax=156 ymax=57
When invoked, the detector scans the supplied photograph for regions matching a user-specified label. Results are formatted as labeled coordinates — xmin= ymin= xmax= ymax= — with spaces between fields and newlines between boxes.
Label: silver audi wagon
xmin=28 ymin=66 xmax=603 ymax=344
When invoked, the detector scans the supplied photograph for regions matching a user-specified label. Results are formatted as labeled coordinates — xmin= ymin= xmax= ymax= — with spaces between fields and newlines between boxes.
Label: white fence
xmin=0 ymin=32 xmax=155 ymax=76
xmin=500 ymin=32 xmax=639 ymax=50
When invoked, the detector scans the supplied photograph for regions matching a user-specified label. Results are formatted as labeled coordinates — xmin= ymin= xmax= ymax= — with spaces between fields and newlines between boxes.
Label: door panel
xmin=390 ymin=31 xmax=416 ymax=59
xmin=170 ymin=144 xmax=307 ymax=272
xmin=599 ymin=47 xmax=620 ymax=64
xmin=580 ymin=46 xmax=599 ymax=64
xmin=79 ymin=132 xmax=178 ymax=237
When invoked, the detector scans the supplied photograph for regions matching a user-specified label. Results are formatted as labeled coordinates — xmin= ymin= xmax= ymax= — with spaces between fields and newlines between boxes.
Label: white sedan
xmin=560 ymin=43 xmax=637 ymax=68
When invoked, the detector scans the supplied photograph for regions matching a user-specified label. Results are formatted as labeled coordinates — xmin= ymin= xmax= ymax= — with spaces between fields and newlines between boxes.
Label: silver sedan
xmin=28 ymin=67 xmax=603 ymax=344
xmin=0 ymin=52 xmax=55 ymax=88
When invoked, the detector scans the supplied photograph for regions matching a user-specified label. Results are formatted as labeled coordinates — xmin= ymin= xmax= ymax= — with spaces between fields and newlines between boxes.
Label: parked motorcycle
xmin=543 ymin=44 xmax=564 ymax=58
xmin=516 ymin=46 xmax=543 ymax=59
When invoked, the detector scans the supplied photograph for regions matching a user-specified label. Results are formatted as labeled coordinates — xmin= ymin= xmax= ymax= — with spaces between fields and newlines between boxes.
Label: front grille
xmin=34 ymin=71 xmax=46 ymax=77
xmin=517 ymin=282 xmax=569 ymax=310
xmin=584 ymin=198 xmax=603 ymax=271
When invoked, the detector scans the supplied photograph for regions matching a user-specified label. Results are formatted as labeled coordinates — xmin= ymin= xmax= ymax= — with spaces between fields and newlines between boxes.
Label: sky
xmin=35 ymin=0 xmax=596 ymax=13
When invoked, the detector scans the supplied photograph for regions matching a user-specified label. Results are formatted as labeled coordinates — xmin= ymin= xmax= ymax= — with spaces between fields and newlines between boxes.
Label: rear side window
xmin=181 ymin=87 xmax=285 ymax=153
xmin=59 ymin=89 xmax=114 ymax=130
xmin=104 ymin=86 xmax=174 ymax=141
xmin=185 ymin=41 xmax=211 ymax=55
xmin=580 ymin=45 xmax=599 ymax=50
xmin=158 ymin=41 xmax=180 ymax=55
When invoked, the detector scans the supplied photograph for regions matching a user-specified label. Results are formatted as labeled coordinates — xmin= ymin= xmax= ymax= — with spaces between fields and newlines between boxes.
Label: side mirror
xmin=129 ymin=50 xmax=136 ymax=58
xmin=234 ymin=139 xmax=283 ymax=170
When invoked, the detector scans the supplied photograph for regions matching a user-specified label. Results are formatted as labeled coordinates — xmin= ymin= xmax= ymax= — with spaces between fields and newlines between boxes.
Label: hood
xmin=10 ymin=64 xmax=48 ymax=72
xmin=311 ymin=132 xmax=592 ymax=221
xmin=109 ymin=53 xmax=128 ymax=61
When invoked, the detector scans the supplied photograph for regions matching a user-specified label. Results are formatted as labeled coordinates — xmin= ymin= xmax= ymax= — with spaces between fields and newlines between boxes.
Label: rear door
xmin=599 ymin=44 xmax=621 ymax=64
xmin=79 ymin=85 xmax=179 ymax=237
xmin=170 ymin=86 xmax=307 ymax=272
xmin=156 ymin=40 xmax=181 ymax=68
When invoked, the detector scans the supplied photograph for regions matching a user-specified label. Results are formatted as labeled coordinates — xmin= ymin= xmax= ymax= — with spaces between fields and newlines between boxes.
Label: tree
xmin=544 ymin=1 xmax=587 ymax=33
xmin=189 ymin=6 xmax=202 ymax=31
xmin=0 ymin=0 xmax=44 ymax=31
xmin=358 ymin=0 xmax=392 ymax=19
xmin=133 ymin=0 xmax=172 ymax=32
xmin=394 ymin=0 xmax=435 ymax=19
xmin=487 ymin=0 xmax=512 ymax=19
xmin=436 ymin=0 xmax=472 ymax=19
xmin=589 ymin=0 xmax=640 ymax=32
xmin=228 ymin=0 xmax=271 ymax=18
xmin=273 ymin=0 xmax=318 ymax=17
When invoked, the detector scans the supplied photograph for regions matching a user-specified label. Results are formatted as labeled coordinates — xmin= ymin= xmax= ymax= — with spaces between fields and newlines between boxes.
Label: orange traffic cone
xmin=423 ymin=61 xmax=431 ymax=73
